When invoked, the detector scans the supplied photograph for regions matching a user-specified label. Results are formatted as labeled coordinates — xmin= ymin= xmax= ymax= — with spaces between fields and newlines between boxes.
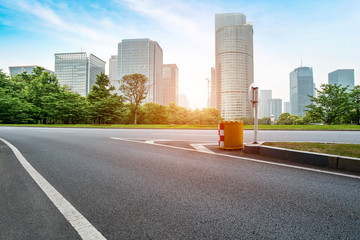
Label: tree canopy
xmin=120 ymin=73 xmax=148 ymax=124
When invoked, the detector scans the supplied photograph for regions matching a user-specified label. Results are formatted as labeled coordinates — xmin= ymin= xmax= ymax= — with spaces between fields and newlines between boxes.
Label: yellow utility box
xmin=218 ymin=121 xmax=243 ymax=150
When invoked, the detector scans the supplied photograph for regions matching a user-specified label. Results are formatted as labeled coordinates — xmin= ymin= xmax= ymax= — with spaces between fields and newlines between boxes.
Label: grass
xmin=263 ymin=142 xmax=360 ymax=158
xmin=0 ymin=124 xmax=360 ymax=130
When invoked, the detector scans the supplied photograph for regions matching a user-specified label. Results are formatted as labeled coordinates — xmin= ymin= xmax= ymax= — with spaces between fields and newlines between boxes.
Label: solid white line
xmin=110 ymin=137 xmax=360 ymax=180
xmin=0 ymin=138 xmax=106 ymax=240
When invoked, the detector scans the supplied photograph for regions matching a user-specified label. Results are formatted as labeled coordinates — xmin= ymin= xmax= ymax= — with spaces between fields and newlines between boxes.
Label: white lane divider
xmin=0 ymin=138 xmax=106 ymax=240
xmin=110 ymin=137 xmax=360 ymax=180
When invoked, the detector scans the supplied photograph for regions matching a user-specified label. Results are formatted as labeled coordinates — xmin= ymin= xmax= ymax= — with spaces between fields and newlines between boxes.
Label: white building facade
xmin=215 ymin=13 xmax=254 ymax=119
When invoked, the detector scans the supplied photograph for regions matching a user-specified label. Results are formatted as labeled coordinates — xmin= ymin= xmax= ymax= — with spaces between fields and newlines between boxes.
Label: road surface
xmin=1 ymin=127 xmax=359 ymax=239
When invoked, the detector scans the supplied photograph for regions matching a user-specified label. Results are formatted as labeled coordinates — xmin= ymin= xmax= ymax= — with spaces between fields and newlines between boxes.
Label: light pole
xmin=249 ymin=83 xmax=259 ymax=144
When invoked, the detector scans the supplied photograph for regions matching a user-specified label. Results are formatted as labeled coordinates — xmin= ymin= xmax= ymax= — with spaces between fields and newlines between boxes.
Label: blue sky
xmin=1 ymin=0 xmax=359 ymax=109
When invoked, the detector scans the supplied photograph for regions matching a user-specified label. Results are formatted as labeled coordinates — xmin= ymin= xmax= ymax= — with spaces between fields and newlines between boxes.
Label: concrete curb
xmin=244 ymin=143 xmax=360 ymax=173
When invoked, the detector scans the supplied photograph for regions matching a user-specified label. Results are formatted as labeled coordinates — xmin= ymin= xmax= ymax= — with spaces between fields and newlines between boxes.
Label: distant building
xmin=9 ymin=65 xmax=54 ymax=75
xmin=210 ymin=67 xmax=217 ymax=109
xmin=259 ymin=90 xmax=272 ymax=118
xmin=290 ymin=67 xmax=314 ymax=117
xmin=284 ymin=101 xmax=291 ymax=114
xmin=178 ymin=94 xmax=189 ymax=108
xmin=215 ymin=13 xmax=254 ymax=119
xmin=328 ymin=69 xmax=354 ymax=90
xmin=160 ymin=64 xmax=178 ymax=105
xmin=54 ymin=52 xmax=105 ymax=97
xmin=269 ymin=98 xmax=282 ymax=120
xmin=117 ymin=38 xmax=163 ymax=103
xmin=109 ymin=55 xmax=118 ymax=93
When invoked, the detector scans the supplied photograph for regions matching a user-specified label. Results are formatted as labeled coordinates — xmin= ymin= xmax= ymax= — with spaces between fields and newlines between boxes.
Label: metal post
xmin=254 ymin=101 xmax=258 ymax=144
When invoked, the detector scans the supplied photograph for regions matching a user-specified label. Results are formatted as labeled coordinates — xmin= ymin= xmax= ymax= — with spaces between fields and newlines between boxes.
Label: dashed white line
xmin=110 ymin=137 xmax=360 ymax=180
xmin=0 ymin=138 xmax=106 ymax=240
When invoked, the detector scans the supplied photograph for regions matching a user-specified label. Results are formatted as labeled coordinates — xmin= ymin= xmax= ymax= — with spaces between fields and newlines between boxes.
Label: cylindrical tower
xmin=215 ymin=13 xmax=254 ymax=120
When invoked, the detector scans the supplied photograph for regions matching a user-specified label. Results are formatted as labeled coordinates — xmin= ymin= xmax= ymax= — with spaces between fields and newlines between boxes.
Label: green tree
xmin=348 ymin=86 xmax=360 ymax=125
xmin=276 ymin=113 xmax=290 ymax=125
xmin=139 ymin=102 xmax=169 ymax=124
xmin=201 ymin=108 xmax=222 ymax=124
xmin=87 ymin=73 xmax=124 ymax=124
xmin=119 ymin=74 xmax=148 ymax=124
xmin=306 ymin=84 xmax=350 ymax=125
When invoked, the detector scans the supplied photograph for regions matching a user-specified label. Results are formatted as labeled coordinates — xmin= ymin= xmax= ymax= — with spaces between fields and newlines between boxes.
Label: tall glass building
xmin=259 ymin=90 xmax=272 ymax=118
xmin=328 ymin=69 xmax=354 ymax=90
xmin=160 ymin=64 xmax=178 ymax=105
xmin=54 ymin=52 xmax=105 ymax=97
xmin=269 ymin=98 xmax=282 ymax=120
xmin=109 ymin=55 xmax=118 ymax=94
xmin=9 ymin=65 xmax=54 ymax=75
xmin=118 ymin=39 xmax=163 ymax=103
xmin=215 ymin=13 xmax=254 ymax=120
xmin=290 ymin=67 xmax=314 ymax=117
xmin=210 ymin=67 xmax=217 ymax=109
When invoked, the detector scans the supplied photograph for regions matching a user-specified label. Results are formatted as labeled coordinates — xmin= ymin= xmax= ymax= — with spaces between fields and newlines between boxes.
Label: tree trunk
xmin=134 ymin=107 xmax=137 ymax=125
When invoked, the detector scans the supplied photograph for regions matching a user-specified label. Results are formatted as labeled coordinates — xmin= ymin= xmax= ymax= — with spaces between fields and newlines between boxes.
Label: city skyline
xmin=1 ymin=0 xmax=360 ymax=109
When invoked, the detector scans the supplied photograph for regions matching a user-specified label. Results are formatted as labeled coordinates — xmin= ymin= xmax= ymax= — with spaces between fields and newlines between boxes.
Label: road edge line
xmin=110 ymin=137 xmax=360 ymax=180
xmin=0 ymin=138 xmax=106 ymax=240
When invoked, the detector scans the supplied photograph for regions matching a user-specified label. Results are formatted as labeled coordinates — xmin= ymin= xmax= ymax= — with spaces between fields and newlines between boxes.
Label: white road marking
xmin=0 ymin=138 xmax=106 ymax=240
xmin=190 ymin=144 xmax=215 ymax=154
xmin=110 ymin=137 xmax=360 ymax=180
xmin=145 ymin=139 xmax=172 ymax=144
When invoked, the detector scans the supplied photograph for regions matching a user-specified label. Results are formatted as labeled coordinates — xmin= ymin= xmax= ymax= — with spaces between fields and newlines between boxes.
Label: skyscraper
xmin=178 ymin=94 xmax=189 ymax=108
xmin=117 ymin=38 xmax=163 ymax=103
xmin=109 ymin=55 xmax=118 ymax=93
xmin=290 ymin=67 xmax=314 ymax=117
xmin=210 ymin=67 xmax=217 ymax=109
xmin=215 ymin=13 xmax=254 ymax=120
xmin=160 ymin=64 xmax=178 ymax=105
xmin=328 ymin=69 xmax=354 ymax=90
xmin=259 ymin=90 xmax=272 ymax=118
xmin=54 ymin=52 xmax=105 ymax=97
xmin=9 ymin=65 xmax=54 ymax=75
xmin=269 ymin=98 xmax=282 ymax=120
xmin=284 ymin=101 xmax=291 ymax=114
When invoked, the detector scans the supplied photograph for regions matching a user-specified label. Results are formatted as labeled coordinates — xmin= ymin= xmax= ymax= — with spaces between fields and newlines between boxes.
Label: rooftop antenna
xmin=301 ymin=57 xmax=303 ymax=67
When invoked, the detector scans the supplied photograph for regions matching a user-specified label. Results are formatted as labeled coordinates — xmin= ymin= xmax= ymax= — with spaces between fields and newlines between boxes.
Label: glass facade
xmin=109 ymin=55 xmax=118 ymax=94
xmin=210 ymin=67 xmax=217 ymax=109
xmin=160 ymin=64 xmax=178 ymax=105
xmin=269 ymin=98 xmax=282 ymax=120
xmin=290 ymin=67 xmax=314 ymax=117
xmin=215 ymin=13 xmax=254 ymax=120
xmin=328 ymin=69 xmax=354 ymax=90
xmin=259 ymin=90 xmax=272 ymax=118
xmin=54 ymin=52 xmax=105 ymax=97
xmin=9 ymin=65 xmax=54 ymax=75
xmin=118 ymin=39 xmax=163 ymax=103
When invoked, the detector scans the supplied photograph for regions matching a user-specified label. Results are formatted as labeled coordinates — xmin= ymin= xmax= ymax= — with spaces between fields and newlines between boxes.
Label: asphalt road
xmin=1 ymin=127 xmax=360 ymax=239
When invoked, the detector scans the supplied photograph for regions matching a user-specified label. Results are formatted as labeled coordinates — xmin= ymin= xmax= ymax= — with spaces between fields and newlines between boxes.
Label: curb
xmin=244 ymin=143 xmax=360 ymax=173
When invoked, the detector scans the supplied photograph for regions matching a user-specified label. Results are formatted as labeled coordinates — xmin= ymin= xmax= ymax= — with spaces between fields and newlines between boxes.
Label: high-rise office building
xmin=269 ymin=98 xmax=282 ymax=120
xmin=210 ymin=67 xmax=217 ymax=109
xmin=54 ymin=52 xmax=105 ymax=97
xmin=160 ymin=64 xmax=178 ymax=105
xmin=284 ymin=101 xmax=291 ymax=114
xmin=109 ymin=55 xmax=118 ymax=93
xmin=118 ymin=38 xmax=163 ymax=103
xmin=259 ymin=90 xmax=272 ymax=118
xmin=215 ymin=13 xmax=254 ymax=120
xmin=178 ymin=94 xmax=189 ymax=108
xmin=290 ymin=67 xmax=314 ymax=117
xmin=9 ymin=65 xmax=54 ymax=75
xmin=328 ymin=69 xmax=354 ymax=90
